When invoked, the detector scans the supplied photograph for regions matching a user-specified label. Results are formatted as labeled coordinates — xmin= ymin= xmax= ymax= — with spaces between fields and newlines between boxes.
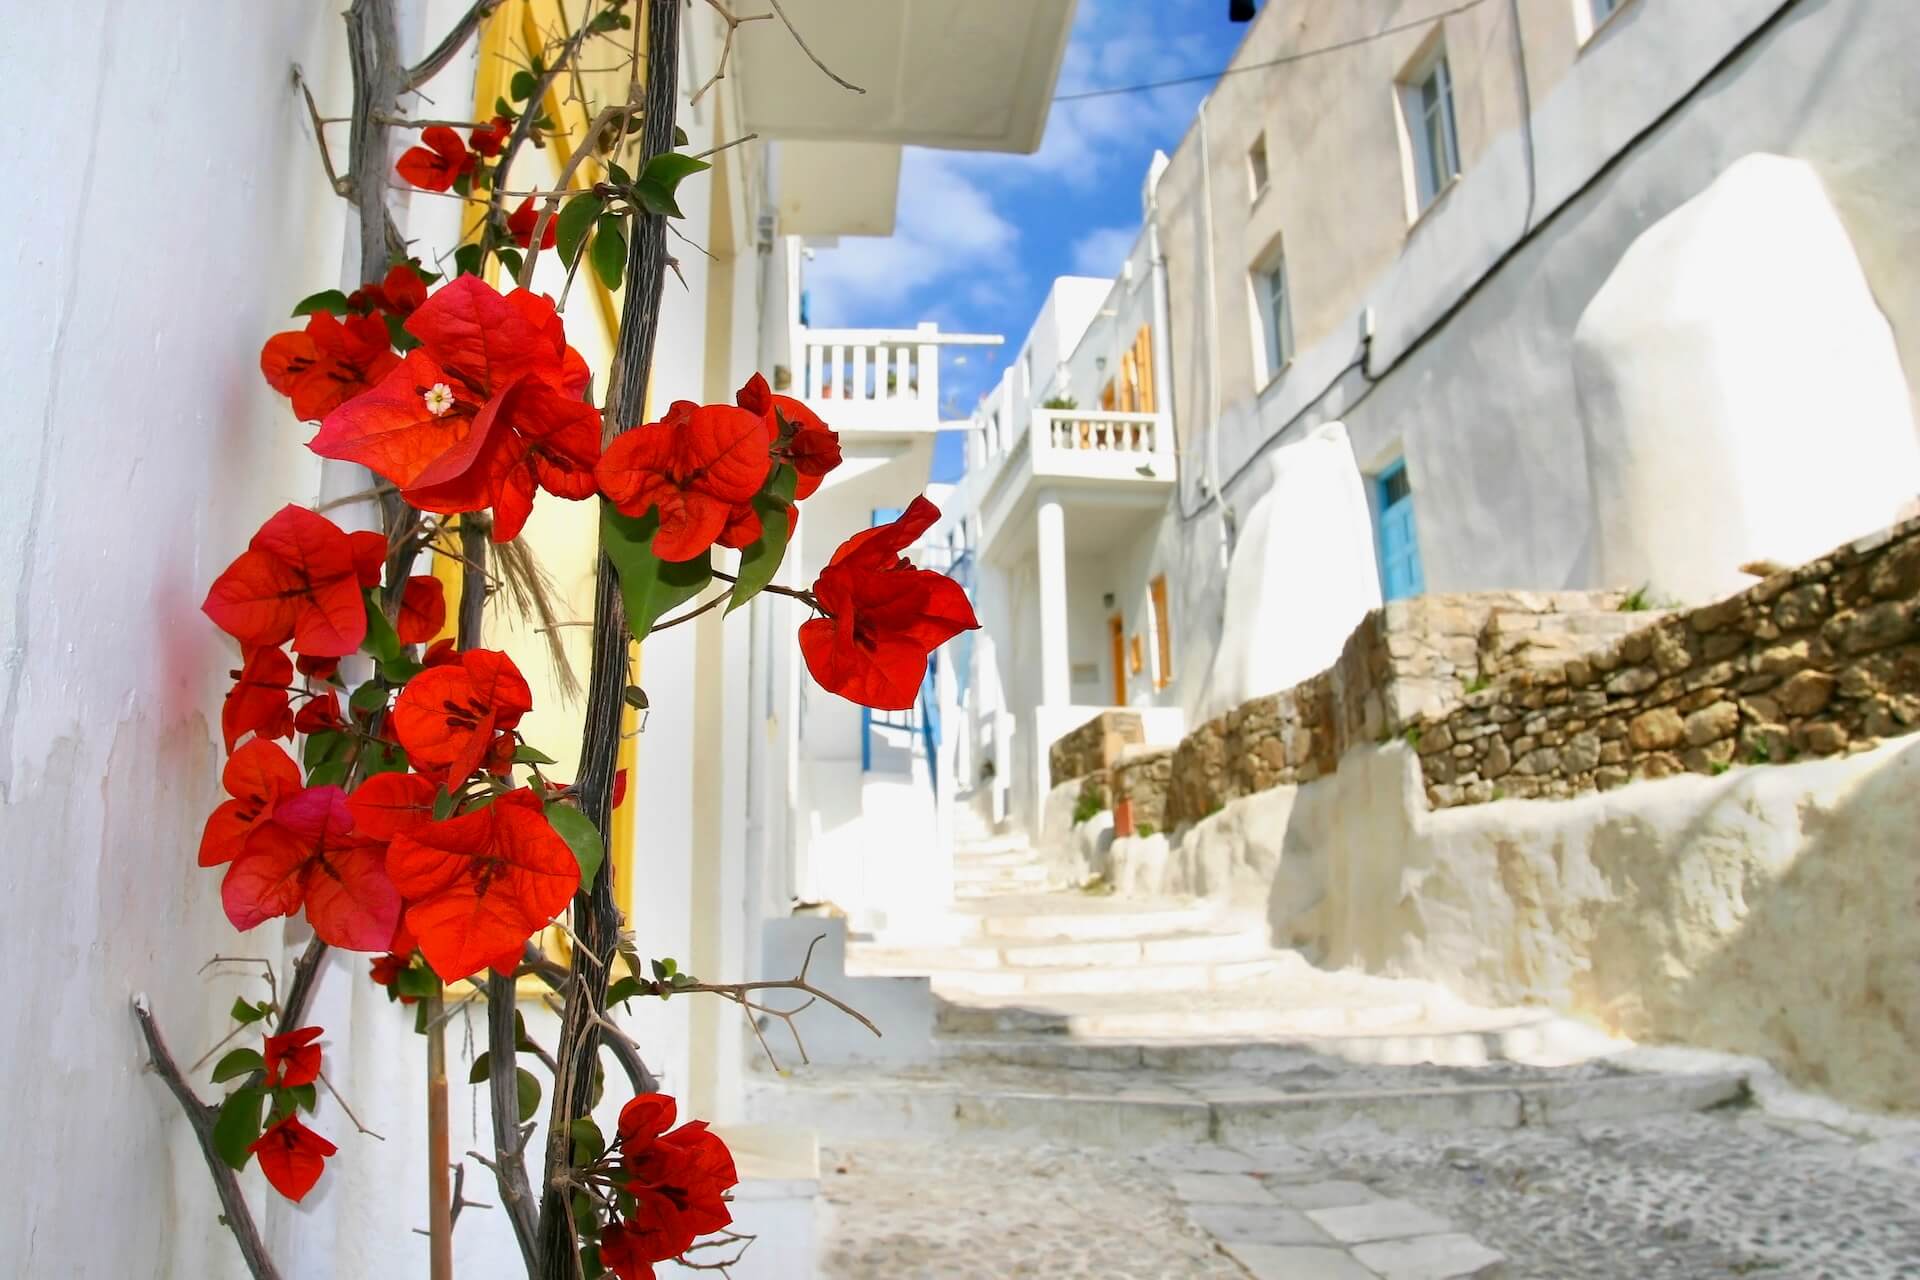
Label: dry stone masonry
xmin=1418 ymin=516 xmax=1920 ymax=807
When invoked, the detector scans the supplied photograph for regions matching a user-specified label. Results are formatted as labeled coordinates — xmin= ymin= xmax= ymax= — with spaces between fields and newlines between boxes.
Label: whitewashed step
xmin=927 ymin=956 xmax=1280 ymax=998
xmin=951 ymin=847 xmax=1042 ymax=870
xmin=959 ymin=898 xmax=1224 ymax=942
xmin=851 ymin=926 xmax=1272 ymax=975
xmin=952 ymin=864 xmax=1050 ymax=886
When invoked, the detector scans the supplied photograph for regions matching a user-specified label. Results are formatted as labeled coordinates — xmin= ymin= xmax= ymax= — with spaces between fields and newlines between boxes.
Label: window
xmin=1252 ymin=252 xmax=1294 ymax=383
xmin=1399 ymin=44 xmax=1460 ymax=215
xmin=1374 ymin=459 xmax=1426 ymax=601
xmin=1149 ymin=575 xmax=1174 ymax=689
xmin=1247 ymin=134 xmax=1269 ymax=200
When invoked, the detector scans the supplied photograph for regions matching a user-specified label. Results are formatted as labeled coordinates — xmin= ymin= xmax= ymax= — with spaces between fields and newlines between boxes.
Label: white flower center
xmin=423 ymin=383 xmax=455 ymax=417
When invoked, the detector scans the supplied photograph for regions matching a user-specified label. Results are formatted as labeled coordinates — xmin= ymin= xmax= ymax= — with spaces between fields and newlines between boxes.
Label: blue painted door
xmin=1376 ymin=460 xmax=1425 ymax=601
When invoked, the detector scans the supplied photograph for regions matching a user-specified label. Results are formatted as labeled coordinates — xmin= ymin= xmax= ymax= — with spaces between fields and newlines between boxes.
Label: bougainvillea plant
xmin=138 ymin=2 xmax=968 ymax=1278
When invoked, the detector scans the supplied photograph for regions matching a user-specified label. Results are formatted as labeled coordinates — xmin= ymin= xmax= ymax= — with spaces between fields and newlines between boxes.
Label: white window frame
xmin=1247 ymin=133 xmax=1270 ymax=202
xmin=1249 ymin=245 xmax=1293 ymax=386
xmin=1395 ymin=37 xmax=1461 ymax=220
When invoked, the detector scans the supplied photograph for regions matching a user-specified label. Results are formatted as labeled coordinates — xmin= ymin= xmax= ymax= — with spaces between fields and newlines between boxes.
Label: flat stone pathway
xmin=818 ymin=1109 xmax=1920 ymax=1278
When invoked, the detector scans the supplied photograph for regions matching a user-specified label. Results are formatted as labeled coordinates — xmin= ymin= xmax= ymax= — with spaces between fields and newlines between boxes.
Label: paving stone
xmin=1269 ymin=1179 xmax=1381 ymax=1210
xmin=1157 ymin=1144 xmax=1259 ymax=1174
xmin=1171 ymin=1172 xmax=1273 ymax=1203
xmin=1186 ymin=1202 xmax=1332 ymax=1246
xmin=1223 ymin=1242 xmax=1381 ymax=1280
xmin=1307 ymin=1198 xmax=1455 ymax=1244
xmin=1351 ymin=1232 xmax=1507 ymax=1279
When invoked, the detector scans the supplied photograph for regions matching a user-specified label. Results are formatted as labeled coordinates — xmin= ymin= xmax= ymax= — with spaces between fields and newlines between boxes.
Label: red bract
xmin=261 ymin=313 xmax=402 ymax=423
xmin=224 ymin=786 xmax=401 ymax=951
xmin=618 ymin=1092 xmax=678 ymax=1146
xmin=249 ymin=1114 xmax=337 ymax=1202
xmin=625 ymin=1119 xmax=737 ymax=1240
xmin=394 ymin=125 xmax=476 ymax=192
xmin=736 ymin=373 xmax=842 ymax=500
xmin=222 ymin=646 xmax=295 ymax=754
xmin=348 ymin=770 xmax=439 ymax=839
xmin=469 ymin=115 xmax=513 ymax=157
xmin=595 ymin=401 xmax=772 ymax=561
xmin=293 ymin=689 xmax=342 ymax=736
xmin=799 ymin=497 xmax=979 ymax=710
xmin=203 ymin=506 xmax=370 ymax=658
xmin=397 ymin=575 xmax=447 ymax=644
xmin=597 ymin=1220 xmax=663 ymax=1280
xmin=263 ymin=1026 xmax=323 ymax=1088
xmin=295 ymin=653 xmax=340 ymax=682
xmin=368 ymin=951 xmax=418 ymax=1002
xmin=310 ymin=276 xmax=596 ymax=542
xmin=348 ymin=262 xmax=430 ymax=317
xmin=384 ymin=789 xmax=580 ymax=981
xmin=391 ymin=649 xmax=534 ymax=785
xmin=507 ymin=198 xmax=556 ymax=249
xmin=200 ymin=739 xmax=302 ymax=867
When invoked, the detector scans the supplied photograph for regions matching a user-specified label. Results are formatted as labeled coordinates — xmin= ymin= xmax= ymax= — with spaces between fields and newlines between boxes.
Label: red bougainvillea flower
xmin=200 ymin=739 xmax=302 ymax=867
xmin=249 ymin=1114 xmax=337 ymax=1202
xmin=204 ymin=506 xmax=371 ymax=658
xmin=626 ymin=1120 xmax=737 ymax=1238
xmin=395 ymin=125 xmax=476 ymax=191
xmin=311 ymin=276 xmax=597 ymax=542
xmin=506 ymin=197 xmax=557 ymax=250
xmin=736 ymin=373 xmax=842 ymax=500
xmin=293 ymin=689 xmax=343 ymax=736
xmin=618 ymin=1092 xmax=678 ymax=1146
xmin=296 ymin=652 xmax=340 ymax=682
xmin=391 ymin=648 xmax=533 ymax=785
xmin=261 ymin=313 xmax=402 ymax=423
xmin=368 ymin=950 xmax=417 ymax=1002
xmin=348 ymin=770 xmax=439 ymax=839
xmin=222 ymin=645 xmax=296 ymax=754
xmin=385 ymin=788 xmax=580 ymax=981
xmin=348 ymin=262 xmax=431 ymax=318
xmin=224 ymin=785 xmax=401 ymax=951
xmin=397 ymin=575 xmax=447 ymax=644
xmin=469 ymin=114 xmax=513 ymax=157
xmin=595 ymin=401 xmax=772 ymax=561
xmin=798 ymin=497 xmax=978 ymax=710
xmin=422 ymin=638 xmax=459 ymax=668
xmin=262 ymin=1026 xmax=323 ymax=1088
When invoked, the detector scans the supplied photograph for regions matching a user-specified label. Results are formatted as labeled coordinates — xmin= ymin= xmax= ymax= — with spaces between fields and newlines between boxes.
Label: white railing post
xmin=917 ymin=321 xmax=939 ymax=412
xmin=851 ymin=344 xmax=868 ymax=401
xmin=807 ymin=343 xmax=825 ymax=401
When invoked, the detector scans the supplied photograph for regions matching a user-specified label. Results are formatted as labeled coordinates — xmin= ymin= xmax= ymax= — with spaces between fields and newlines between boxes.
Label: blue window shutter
xmin=1376 ymin=460 xmax=1425 ymax=601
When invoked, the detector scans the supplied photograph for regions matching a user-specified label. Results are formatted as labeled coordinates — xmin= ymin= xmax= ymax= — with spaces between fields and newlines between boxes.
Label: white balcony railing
xmin=789 ymin=322 xmax=1002 ymax=433
xmin=1031 ymin=408 xmax=1174 ymax=479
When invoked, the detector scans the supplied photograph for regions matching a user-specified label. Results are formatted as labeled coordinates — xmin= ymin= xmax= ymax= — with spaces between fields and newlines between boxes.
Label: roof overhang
xmin=738 ymin=0 xmax=1076 ymax=153
xmin=775 ymin=141 xmax=903 ymax=236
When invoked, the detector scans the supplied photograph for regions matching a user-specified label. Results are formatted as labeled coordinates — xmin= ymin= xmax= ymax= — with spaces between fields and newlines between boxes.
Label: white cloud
xmin=1068 ymin=225 xmax=1137 ymax=280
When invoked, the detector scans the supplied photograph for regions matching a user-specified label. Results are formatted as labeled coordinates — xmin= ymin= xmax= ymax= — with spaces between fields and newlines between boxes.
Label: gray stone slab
xmin=1157 ymin=1144 xmax=1260 ymax=1174
xmin=1307 ymin=1198 xmax=1455 ymax=1244
xmin=1270 ymin=1179 xmax=1382 ymax=1210
xmin=1224 ymin=1243 xmax=1380 ymax=1280
xmin=1186 ymin=1202 xmax=1332 ymax=1246
xmin=1171 ymin=1172 xmax=1274 ymax=1204
xmin=1351 ymin=1232 xmax=1507 ymax=1279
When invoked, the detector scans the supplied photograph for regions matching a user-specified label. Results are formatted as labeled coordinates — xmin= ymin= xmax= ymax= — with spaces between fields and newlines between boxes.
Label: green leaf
xmin=468 ymin=1051 xmax=495 ymax=1085
xmin=382 ymin=311 xmax=421 ymax=354
xmin=454 ymin=242 xmax=484 ymax=278
xmin=431 ymin=786 xmax=456 ymax=822
xmin=672 ymin=125 xmax=689 ymax=147
xmin=451 ymin=170 xmax=472 ymax=199
xmin=210 ymin=1048 xmax=265 ymax=1084
xmin=286 ymin=1083 xmax=318 ymax=1115
xmin=545 ymin=801 xmax=604 ymax=892
xmin=306 ymin=760 xmax=348 ymax=788
xmin=728 ymin=465 xmax=799 ymax=613
xmin=589 ymin=214 xmax=626 ymax=291
xmin=495 ymin=96 xmax=515 ymax=118
xmin=213 ymin=1088 xmax=266 ymax=1170
xmin=513 ymin=745 xmax=558 ymax=766
xmin=650 ymin=958 xmax=668 ymax=981
xmin=378 ymin=655 xmax=424 ymax=685
xmin=361 ymin=739 xmax=410 ymax=776
xmin=555 ymin=194 xmax=603 ymax=268
xmin=303 ymin=729 xmax=346 ymax=770
xmin=601 ymin=504 xmax=713 ymax=637
xmin=231 ymin=997 xmax=270 ymax=1025
xmin=607 ymin=162 xmax=632 ymax=188
xmin=516 ymin=1067 xmax=541 ymax=1123
xmin=394 ymin=965 xmax=440 ymax=999
xmin=606 ymin=975 xmax=642 ymax=1007
xmin=292 ymin=289 xmax=351 ymax=317
xmin=641 ymin=151 xmax=711 ymax=191
xmin=497 ymin=248 xmax=524 ymax=282
xmin=362 ymin=595 xmax=404 ymax=664
xmin=570 ymin=1116 xmax=606 ymax=1164
xmin=349 ymin=679 xmax=390 ymax=716
xmin=510 ymin=69 xmax=538 ymax=102
xmin=631 ymin=178 xmax=683 ymax=220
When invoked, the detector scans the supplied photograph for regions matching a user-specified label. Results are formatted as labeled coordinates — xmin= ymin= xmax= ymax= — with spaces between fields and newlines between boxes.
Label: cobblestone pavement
xmin=818 ymin=1107 xmax=1920 ymax=1279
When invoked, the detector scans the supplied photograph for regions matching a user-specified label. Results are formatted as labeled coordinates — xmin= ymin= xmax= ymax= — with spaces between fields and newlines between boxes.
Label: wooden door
xmin=1109 ymin=615 xmax=1127 ymax=706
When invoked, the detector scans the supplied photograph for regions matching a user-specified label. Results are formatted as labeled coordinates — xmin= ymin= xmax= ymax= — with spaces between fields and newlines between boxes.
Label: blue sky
xmin=801 ymin=0 xmax=1247 ymax=482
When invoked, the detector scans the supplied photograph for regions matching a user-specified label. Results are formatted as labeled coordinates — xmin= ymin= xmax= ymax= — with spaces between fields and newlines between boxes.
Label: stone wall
xmin=1048 ymin=710 xmax=1143 ymax=787
xmin=1109 ymin=745 xmax=1174 ymax=833
xmin=1163 ymin=591 xmax=1632 ymax=826
xmin=1418 ymin=517 xmax=1920 ymax=807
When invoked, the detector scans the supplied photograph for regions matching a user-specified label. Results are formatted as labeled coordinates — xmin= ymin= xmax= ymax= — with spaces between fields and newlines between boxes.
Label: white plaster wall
xmin=1575 ymin=154 xmax=1919 ymax=604
xmin=1200 ymin=423 xmax=1382 ymax=721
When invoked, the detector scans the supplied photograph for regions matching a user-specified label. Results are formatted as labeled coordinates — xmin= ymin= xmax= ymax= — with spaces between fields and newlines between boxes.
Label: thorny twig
xmin=404 ymin=0 xmax=509 ymax=92
xmin=294 ymin=67 xmax=351 ymax=196
xmin=692 ymin=0 xmax=774 ymax=107
xmin=318 ymin=1068 xmax=386 ymax=1140
xmin=766 ymin=0 xmax=866 ymax=96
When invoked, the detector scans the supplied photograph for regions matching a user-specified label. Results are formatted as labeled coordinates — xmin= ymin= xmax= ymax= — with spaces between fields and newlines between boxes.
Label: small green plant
xmin=1071 ymin=781 xmax=1107 ymax=826
xmin=1463 ymin=673 xmax=1490 ymax=695
xmin=1747 ymin=739 xmax=1772 ymax=765
xmin=1490 ymin=786 xmax=1506 ymax=801
xmin=1137 ymin=822 xmax=1157 ymax=837
xmin=1403 ymin=725 xmax=1423 ymax=748
xmin=1040 ymin=395 xmax=1078 ymax=410
xmin=1618 ymin=585 xmax=1654 ymax=612
xmin=1077 ymin=873 xmax=1115 ymax=896
xmin=1710 ymin=760 xmax=1731 ymax=776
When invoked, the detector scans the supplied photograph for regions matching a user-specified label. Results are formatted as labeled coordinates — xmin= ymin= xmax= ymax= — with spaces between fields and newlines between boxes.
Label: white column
xmin=1036 ymin=492 xmax=1069 ymax=707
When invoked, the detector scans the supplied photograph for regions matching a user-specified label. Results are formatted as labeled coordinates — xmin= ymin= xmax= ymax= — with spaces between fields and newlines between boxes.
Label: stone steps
xmin=747 ymin=1059 xmax=1749 ymax=1149
xmin=915 ymin=956 xmax=1284 ymax=999
xmin=954 ymin=895 xmax=1225 ymax=942
xmin=856 ymin=925 xmax=1272 ymax=973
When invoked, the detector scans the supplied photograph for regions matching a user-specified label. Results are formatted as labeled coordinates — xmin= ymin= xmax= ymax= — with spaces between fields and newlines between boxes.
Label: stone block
xmin=1605 ymin=666 xmax=1658 ymax=696
xmin=1481 ymin=738 xmax=1512 ymax=780
xmin=1628 ymin=707 xmax=1684 ymax=751
xmin=1269 ymin=1181 xmax=1384 ymax=1211
xmin=1773 ymin=583 xmax=1830 ymax=631
xmin=1827 ymin=600 xmax=1916 ymax=655
xmin=1867 ymin=537 xmax=1920 ymax=599
xmin=1223 ymin=1244 xmax=1379 ymax=1280
xmin=1595 ymin=765 xmax=1630 ymax=790
xmin=1800 ymin=722 xmax=1848 ymax=755
xmin=1186 ymin=1203 xmax=1331 ymax=1246
xmin=1777 ymin=669 xmax=1837 ymax=716
xmin=1683 ymin=701 xmax=1738 ymax=745
xmin=1172 ymin=1172 xmax=1277 ymax=1204
xmin=1351 ymin=1233 xmax=1508 ymax=1280
xmin=1306 ymin=1199 xmax=1454 ymax=1244
xmin=1562 ymin=732 xmax=1601 ymax=773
